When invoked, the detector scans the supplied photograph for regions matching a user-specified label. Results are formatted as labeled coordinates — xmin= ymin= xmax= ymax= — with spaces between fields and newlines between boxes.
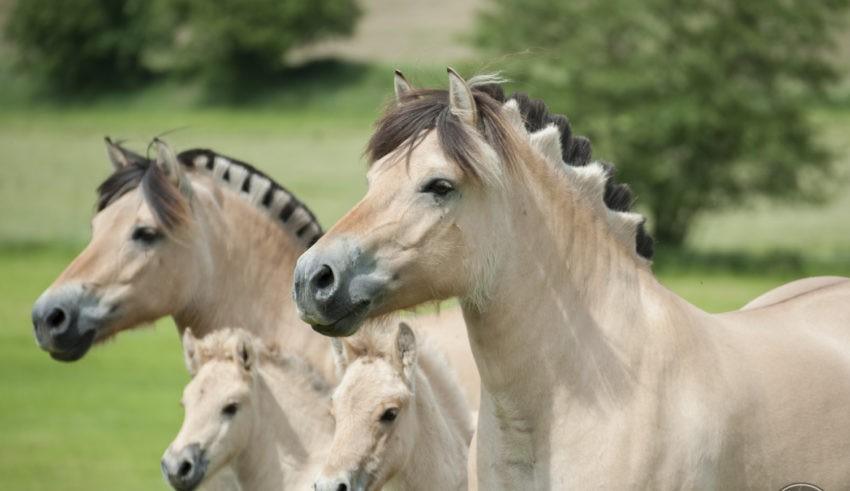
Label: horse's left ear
xmin=182 ymin=328 xmax=200 ymax=376
xmin=154 ymin=138 xmax=191 ymax=197
xmin=396 ymin=322 xmax=417 ymax=385
xmin=447 ymin=67 xmax=477 ymax=126
xmin=234 ymin=334 xmax=255 ymax=372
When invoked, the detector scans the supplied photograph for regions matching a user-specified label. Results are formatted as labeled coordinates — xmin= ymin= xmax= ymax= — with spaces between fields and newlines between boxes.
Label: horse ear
xmin=154 ymin=138 xmax=191 ymax=197
xmin=104 ymin=137 xmax=146 ymax=170
xmin=234 ymin=334 xmax=255 ymax=372
xmin=396 ymin=322 xmax=417 ymax=385
xmin=447 ymin=67 xmax=477 ymax=126
xmin=182 ymin=328 xmax=200 ymax=376
xmin=394 ymin=69 xmax=413 ymax=102
xmin=331 ymin=338 xmax=349 ymax=378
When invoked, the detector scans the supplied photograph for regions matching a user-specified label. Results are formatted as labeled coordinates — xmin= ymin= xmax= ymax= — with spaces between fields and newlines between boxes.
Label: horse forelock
xmin=365 ymin=77 xmax=655 ymax=260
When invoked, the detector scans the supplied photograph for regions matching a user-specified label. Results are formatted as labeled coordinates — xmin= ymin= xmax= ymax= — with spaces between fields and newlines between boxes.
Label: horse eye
xmin=380 ymin=407 xmax=399 ymax=423
xmin=421 ymin=178 xmax=455 ymax=197
xmin=222 ymin=402 xmax=239 ymax=417
xmin=131 ymin=226 xmax=162 ymax=245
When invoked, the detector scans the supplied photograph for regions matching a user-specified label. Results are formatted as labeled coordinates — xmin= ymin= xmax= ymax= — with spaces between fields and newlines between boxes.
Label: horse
xmin=29 ymin=138 xmax=480 ymax=406
xmin=163 ymin=327 xmax=332 ymax=490
xmin=315 ymin=321 xmax=472 ymax=491
xmin=293 ymin=69 xmax=850 ymax=489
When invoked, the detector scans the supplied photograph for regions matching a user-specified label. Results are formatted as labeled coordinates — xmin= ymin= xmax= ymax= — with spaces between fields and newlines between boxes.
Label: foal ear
xmin=154 ymin=138 xmax=191 ymax=197
xmin=447 ymin=67 xmax=477 ymax=126
xmin=394 ymin=69 xmax=413 ymax=101
xmin=104 ymin=137 xmax=146 ymax=170
xmin=330 ymin=338 xmax=349 ymax=378
xmin=395 ymin=322 xmax=417 ymax=384
xmin=182 ymin=328 xmax=200 ymax=376
xmin=234 ymin=334 xmax=255 ymax=372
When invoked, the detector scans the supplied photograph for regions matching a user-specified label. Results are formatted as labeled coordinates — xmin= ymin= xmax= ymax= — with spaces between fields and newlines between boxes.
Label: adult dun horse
xmin=294 ymin=69 xmax=850 ymax=489
xmin=29 ymin=139 xmax=479 ymax=404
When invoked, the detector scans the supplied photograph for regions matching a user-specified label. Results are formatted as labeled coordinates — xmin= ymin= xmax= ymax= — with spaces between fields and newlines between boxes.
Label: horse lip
xmin=309 ymin=301 xmax=371 ymax=337
xmin=48 ymin=329 xmax=96 ymax=362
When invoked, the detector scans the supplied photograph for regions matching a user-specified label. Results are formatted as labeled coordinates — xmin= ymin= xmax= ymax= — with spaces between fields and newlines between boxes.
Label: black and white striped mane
xmin=97 ymin=143 xmax=322 ymax=247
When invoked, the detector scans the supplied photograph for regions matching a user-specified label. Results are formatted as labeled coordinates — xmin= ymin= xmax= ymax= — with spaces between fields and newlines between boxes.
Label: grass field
xmin=1 ymin=64 xmax=849 ymax=489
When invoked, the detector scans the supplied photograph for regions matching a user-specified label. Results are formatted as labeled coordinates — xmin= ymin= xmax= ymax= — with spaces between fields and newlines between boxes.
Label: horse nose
xmin=32 ymin=296 xmax=77 ymax=346
xmin=310 ymin=264 xmax=338 ymax=300
xmin=162 ymin=444 xmax=206 ymax=491
xmin=314 ymin=476 xmax=351 ymax=491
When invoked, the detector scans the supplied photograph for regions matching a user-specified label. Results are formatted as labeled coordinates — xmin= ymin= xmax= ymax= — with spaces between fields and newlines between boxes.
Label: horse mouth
xmin=48 ymin=330 xmax=96 ymax=362
xmin=309 ymin=300 xmax=371 ymax=337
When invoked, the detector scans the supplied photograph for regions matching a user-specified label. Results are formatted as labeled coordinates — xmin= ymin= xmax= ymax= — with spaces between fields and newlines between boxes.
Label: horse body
xmin=293 ymin=69 xmax=850 ymax=489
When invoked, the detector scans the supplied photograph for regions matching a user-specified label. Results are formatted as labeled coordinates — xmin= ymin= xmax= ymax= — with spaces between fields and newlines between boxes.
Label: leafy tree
xmin=476 ymin=0 xmax=850 ymax=245
xmin=5 ymin=0 xmax=157 ymax=92
xmin=173 ymin=0 xmax=361 ymax=85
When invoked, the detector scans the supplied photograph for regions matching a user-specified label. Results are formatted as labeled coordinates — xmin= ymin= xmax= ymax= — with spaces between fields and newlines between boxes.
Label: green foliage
xmin=171 ymin=0 xmax=361 ymax=86
xmin=476 ymin=0 xmax=850 ymax=245
xmin=4 ymin=0 xmax=157 ymax=92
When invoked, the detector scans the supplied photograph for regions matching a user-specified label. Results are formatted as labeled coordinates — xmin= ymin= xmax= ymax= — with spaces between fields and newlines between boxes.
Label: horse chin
xmin=48 ymin=329 xmax=96 ymax=362
xmin=309 ymin=301 xmax=371 ymax=338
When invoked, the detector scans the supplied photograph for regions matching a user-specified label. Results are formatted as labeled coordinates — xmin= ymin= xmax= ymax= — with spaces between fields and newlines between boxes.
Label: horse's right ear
xmin=182 ymin=328 xmax=200 ymax=376
xmin=394 ymin=69 xmax=413 ymax=102
xmin=331 ymin=338 xmax=349 ymax=378
xmin=154 ymin=138 xmax=192 ymax=197
xmin=104 ymin=137 xmax=146 ymax=170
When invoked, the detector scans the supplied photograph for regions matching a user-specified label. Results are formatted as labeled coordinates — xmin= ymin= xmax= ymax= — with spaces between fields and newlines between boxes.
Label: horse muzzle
xmin=31 ymin=284 xmax=106 ymax=362
xmin=293 ymin=238 xmax=386 ymax=337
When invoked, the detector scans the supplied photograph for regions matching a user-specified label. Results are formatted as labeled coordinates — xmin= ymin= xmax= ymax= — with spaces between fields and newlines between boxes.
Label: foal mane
xmin=96 ymin=142 xmax=323 ymax=247
xmin=365 ymin=78 xmax=654 ymax=260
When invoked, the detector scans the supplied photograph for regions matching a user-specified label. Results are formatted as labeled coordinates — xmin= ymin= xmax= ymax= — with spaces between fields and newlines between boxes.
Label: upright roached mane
xmin=366 ymin=80 xmax=655 ymax=259
xmin=97 ymin=141 xmax=324 ymax=247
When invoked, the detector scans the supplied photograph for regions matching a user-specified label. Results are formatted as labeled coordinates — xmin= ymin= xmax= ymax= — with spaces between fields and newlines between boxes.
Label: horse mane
xmin=192 ymin=327 xmax=331 ymax=395
xmin=365 ymin=79 xmax=654 ymax=260
xmin=96 ymin=142 xmax=323 ymax=247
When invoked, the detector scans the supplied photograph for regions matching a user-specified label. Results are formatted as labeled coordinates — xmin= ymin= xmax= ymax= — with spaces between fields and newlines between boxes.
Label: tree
xmin=475 ymin=0 xmax=850 ymax=246
xmin=173 ymin=0 xmax=361 ymax=86
xmin=5 ymin=0 xmax=157 ymax=92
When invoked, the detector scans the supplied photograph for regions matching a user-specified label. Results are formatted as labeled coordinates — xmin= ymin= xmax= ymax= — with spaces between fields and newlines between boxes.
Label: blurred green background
xmin=1 ymin=0 xmax=849 ymax=489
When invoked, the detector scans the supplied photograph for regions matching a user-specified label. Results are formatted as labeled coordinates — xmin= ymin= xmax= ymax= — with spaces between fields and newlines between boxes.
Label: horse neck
xmin=462 ymin=156 xmax=706 ymax=412
xmin=235 ymin=361 xmax=332 ymax=489
xmin=398 ymin=351 xmax=469 ymax=489
xmin=173 ymin=180 xmax=333 ymax=378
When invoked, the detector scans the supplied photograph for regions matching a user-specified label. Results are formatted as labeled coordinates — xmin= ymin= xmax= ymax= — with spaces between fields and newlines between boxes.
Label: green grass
xmin=1 ymin=66 xmax=849 ymax=489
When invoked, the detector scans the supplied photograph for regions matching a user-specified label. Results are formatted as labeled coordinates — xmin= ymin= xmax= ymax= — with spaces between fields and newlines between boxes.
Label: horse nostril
xmin=45 ymin=307 xmax=67 ymax=330
xmin=313 ymin=265 xmax=336 ymax=292
xmin=336 ymin=484 xmax=348 ymax=491
xmin=178 ymin=460 xmax=193 ymax=478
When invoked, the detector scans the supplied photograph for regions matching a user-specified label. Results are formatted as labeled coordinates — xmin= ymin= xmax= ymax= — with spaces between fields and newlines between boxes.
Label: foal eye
xmin=421 ymin=178 xmax=455 ymax=197
xmin=222 ymin=403 xmax=239 ymax=417
xmin=131 ymin=226 xmax=162 ymax=245
xmin=379 ymin=408 xmax=399 ymax=423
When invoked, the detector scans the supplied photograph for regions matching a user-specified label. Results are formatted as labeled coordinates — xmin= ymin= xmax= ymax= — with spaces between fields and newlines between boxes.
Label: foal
xmin=315 ymin=322 xmax=472 ymax=491
xmin=162 ymin=328 xmax=332 ymax=490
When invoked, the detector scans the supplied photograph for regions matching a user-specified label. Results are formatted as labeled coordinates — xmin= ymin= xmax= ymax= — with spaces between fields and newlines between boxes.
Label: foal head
xmin=31 ymin=139 xmax=209 ymax=361
xmin=162 ymin=328 xmax=260 ymax=491
xmin=315 ymin=322 xmax=418 ymax=491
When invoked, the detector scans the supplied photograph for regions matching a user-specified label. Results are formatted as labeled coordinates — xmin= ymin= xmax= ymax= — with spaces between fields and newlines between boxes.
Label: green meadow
xmin=1 ymin=66 xmax=849 ymax=489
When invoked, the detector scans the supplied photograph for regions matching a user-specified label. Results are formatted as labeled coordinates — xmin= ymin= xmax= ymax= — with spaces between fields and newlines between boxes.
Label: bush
xmin=173 ymin=0 xmax=361 ymax=86
xmin=5 ymin=0 xmax=156 ymax=92
xmin=475 ymin=0 xmax=850 ymax=245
